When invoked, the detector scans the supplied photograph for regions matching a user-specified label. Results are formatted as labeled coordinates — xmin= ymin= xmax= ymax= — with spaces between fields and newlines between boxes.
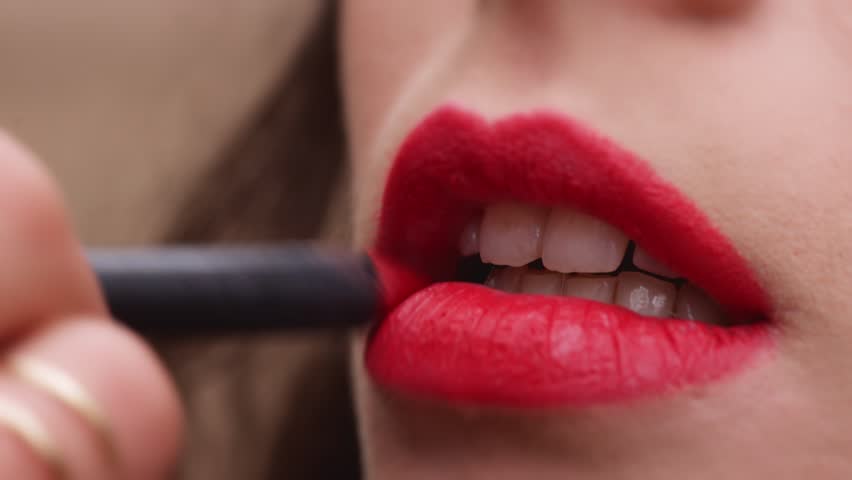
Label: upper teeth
xmin=463 ymin=202 xmax=728 ymax=325
xmin=478 ymin=203 xmax=548 ymax=267
xmin=632 ymin=245 xmax=678 ymax=279
xmin=474 ymin=202 xmax=670 ymax=276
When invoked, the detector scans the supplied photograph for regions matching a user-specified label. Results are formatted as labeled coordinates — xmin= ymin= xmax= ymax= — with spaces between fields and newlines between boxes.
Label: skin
xmin=0 ymin=133 xmax=182 ymax=479
xmin=2 ymin=1 xmax=850 ymax=478
xmin=342 ymin=1 xmax=852 ymax=479
xmin=0 ymin=3 xmax=321 ymax=476
xmin=0 ymin=2 xmax=318 ymax=477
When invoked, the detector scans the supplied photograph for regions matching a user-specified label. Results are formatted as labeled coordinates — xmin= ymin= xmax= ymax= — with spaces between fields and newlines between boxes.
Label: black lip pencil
xmin=87 ymin=245 xmax=382 ymax=333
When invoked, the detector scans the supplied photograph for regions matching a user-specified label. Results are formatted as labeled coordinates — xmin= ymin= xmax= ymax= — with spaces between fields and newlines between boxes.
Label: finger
xmin=0 ymin=131 xmax=104 ymax=335
xmin=0 ymin=392 xmax=58 ymax=480
xmin=1 ymin=317 xmax=183 ymax=480
xmin=0 ymin=132 xmax=183 ymax=478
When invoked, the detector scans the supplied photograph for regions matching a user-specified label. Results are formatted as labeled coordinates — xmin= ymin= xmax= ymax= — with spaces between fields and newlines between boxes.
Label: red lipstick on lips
xmin=367 ymin=106 xmax=773 ymax=408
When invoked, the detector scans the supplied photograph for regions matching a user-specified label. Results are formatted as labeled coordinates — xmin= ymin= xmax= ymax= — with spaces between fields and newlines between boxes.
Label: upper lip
xmin=375 ymin=106 xmax=770 ymax=320
xmin=367 ymin=105 xmax=773 ymax=407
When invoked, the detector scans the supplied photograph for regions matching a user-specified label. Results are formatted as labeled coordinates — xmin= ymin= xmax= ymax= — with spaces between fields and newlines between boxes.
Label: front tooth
xmin=542 ymin=208 xmax=629 ymax=274
xmin=674 ymin=283 xmax=726 ymax=324
xmin=615 ymin=272 xmax=676 ymax=317
xmin=484 ymin=266 xmax=525 ymax=292
xmin=562 ymin=276 xmax=617 ymax=303
xmin=459 ymin=217 xmax=481 ymax=256
xmin=520 ymin=270 xmax=563 ymax=295
xmin=632 ymin=245 xmax=678 ymax=278
xmin=480 ymin=203 xmax=547 ymax=267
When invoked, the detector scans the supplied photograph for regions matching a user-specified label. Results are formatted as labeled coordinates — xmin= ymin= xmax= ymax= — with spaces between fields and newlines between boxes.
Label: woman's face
xmin=341 ymin=1 xmax=852 ymax=478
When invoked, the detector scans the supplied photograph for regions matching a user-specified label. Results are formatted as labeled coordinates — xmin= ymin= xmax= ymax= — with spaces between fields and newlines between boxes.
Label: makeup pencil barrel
xmin=87 ymin=246 xmax=380 ymax=333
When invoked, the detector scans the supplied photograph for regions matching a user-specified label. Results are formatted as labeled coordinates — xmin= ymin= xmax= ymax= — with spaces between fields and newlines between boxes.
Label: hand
xmin=0 ymin=132 xmax=183 ymax=479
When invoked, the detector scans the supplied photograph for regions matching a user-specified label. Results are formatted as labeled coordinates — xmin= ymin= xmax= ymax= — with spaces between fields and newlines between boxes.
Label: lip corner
xmin=368 ymin=249 xmax=432 ymax=314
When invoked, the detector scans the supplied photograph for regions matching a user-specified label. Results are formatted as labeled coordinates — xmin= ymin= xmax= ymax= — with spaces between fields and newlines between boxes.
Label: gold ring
xmin=9 ymin=356 xmax=117 ymax=467
xmin=0 ymin=394 xmax=67 ymax=479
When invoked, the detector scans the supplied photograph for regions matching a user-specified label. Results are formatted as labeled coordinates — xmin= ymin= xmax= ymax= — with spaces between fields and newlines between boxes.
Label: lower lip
xmin=367 ymin=282 xmax=771 ymax=407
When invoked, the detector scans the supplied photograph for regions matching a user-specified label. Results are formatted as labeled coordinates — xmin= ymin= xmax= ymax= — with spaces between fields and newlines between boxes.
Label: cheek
xmin=341 ymin=0 xmax=476 ymax=167
xmin=342 ymin=0 xmax=479 ymax=245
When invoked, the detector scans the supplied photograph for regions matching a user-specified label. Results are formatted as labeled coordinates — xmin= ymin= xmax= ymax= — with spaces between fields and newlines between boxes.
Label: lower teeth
xmin=480 ymin=264 xmax=726 ymax=325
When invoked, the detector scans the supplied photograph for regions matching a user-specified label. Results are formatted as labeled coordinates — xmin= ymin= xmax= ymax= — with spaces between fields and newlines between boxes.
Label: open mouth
xmin=366 ymin=106 xmax=774 ymax=408
xmin=455 ymin=202 xmax=738 ymax=326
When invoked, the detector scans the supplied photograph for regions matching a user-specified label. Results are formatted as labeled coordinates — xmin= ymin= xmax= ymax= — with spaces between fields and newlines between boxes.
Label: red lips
xmin=367 ymin=106 xmax=773 ymax=408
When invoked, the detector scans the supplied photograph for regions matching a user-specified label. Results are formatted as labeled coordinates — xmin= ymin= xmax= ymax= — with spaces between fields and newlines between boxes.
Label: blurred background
xmin=0 ymin=0 xmax=319 ymax=244
xmin=0 ymin=4 xmax=360 ymax=479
